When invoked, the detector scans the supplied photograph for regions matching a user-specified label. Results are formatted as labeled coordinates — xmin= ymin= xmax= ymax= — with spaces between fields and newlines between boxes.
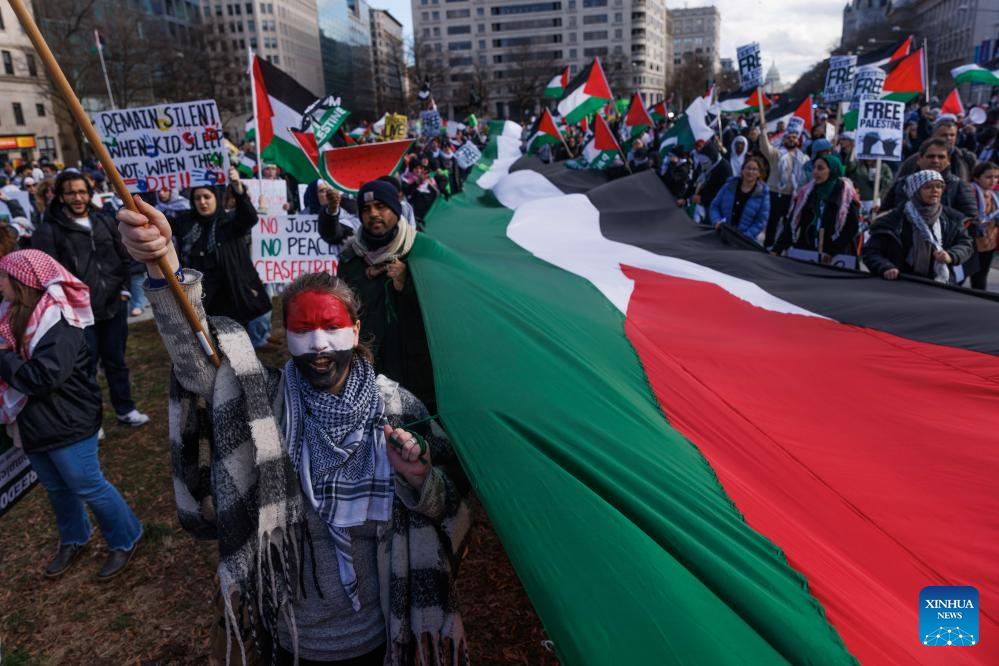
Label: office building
xmin=670 ymin=5 xmax=721 ymax=73
xmin=0 ymin=1 xmax=63 ymax=163
xmin=411 ymin=0 xmax=670 ymax=120
xmin=370 ymin=9 xmax=408 ymax=115
xmin=318 ymin=0 xmax=377 ymax=119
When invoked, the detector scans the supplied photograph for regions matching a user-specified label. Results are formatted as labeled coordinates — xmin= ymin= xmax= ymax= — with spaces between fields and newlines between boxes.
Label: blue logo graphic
xmin=920 ymin=586 xmax=979 ymax=647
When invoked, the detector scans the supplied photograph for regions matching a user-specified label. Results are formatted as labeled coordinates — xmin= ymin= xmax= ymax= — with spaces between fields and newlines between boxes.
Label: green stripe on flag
xmin=563 ymin=95 xmax=609 ymax=126
xmin=407 ymin=149 xmax=856 ymax=664
xmin=261 ymin=136 xmax=318 ymax=184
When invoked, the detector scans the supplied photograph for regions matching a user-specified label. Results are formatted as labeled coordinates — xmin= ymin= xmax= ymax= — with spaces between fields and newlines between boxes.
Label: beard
xmin=293 ymin=349 xmax=353 ymax=391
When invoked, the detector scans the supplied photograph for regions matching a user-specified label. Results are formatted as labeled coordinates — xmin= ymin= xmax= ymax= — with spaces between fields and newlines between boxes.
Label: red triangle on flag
xmin=592 ymin=114 xmax=620 ymax=153
xmin=580 ymin=116 xmax=589 ymax=133
xmin=625 ymin=93 xmax=654 ymax=129
xmin=539 ymin=109 xmax=563 ymax=139
xmin=560 ymin=66 xmax=570 ymax=88
xmin=793 ymin=96 xmax=813 ymax=133
xmin=583 ymin=58 xmax=613 ymax=101
xmin=745 ymin=89 xmax=772 ymax=108
xmin=890 ymin=36 xmax=913 ymax=63
xmin=884 ymin=48 xmax=925 ymax=94
xmin=940 ymin=89 xmax=964 ymax=116
xmin=652 ymin=101 xmax=668 ymax=117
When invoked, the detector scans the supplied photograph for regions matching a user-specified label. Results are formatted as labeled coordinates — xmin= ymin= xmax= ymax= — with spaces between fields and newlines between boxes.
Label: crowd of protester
xmin=2 ymin=86 xmax=997 ymax=663
xmin=525 ymin=95 xmax=999 ymax=288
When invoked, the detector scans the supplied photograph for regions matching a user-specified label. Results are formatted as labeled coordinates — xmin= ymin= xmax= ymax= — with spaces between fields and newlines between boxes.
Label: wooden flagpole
xmin=8 ymin=0 xmax=221 ymax=368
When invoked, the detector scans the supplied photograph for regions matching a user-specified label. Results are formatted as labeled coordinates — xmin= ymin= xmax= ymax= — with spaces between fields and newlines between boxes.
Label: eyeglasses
xmin=62 ymin=189 xmax=89 ymax=198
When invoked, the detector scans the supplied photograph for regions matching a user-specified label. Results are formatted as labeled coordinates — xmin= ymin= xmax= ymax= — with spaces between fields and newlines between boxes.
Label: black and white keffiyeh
xmin=283 ymin=357 xmax=393 ymax=611
xmin=903 ymin=170 xmax=949 ymax=283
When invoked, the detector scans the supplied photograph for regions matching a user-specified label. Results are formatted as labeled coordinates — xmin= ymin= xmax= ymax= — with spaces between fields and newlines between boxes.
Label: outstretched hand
xmin=117 ymin=196 xmax=179 ymax=277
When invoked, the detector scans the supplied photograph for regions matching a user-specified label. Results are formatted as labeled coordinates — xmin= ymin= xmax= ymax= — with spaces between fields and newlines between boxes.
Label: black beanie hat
xmin=357 ymin=179 xmax=402 ymax=220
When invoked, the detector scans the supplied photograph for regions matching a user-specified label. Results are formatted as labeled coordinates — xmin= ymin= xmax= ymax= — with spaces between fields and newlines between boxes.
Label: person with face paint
xmin=115 ymin=199 xmax=470 ymax=665
xmin=317 ymin=180 xmax=436 ymax=412
xmin=168 ymin=166 xmax=271 ymax=331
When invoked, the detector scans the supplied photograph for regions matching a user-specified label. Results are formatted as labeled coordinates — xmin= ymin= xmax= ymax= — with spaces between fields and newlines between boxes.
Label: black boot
xmin=45 ymin=543 xmax=84 ymax=578
xmin=97 ymin=542 xmax=138 ymax=581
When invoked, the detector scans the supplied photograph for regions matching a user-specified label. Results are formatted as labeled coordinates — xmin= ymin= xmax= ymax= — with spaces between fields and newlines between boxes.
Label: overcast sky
xmin=370 ymin=0 xmax=846 ymax=84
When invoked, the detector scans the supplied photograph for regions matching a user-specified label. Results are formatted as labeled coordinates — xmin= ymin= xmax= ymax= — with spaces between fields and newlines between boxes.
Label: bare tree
xmin=669 ymin=53 xmax=713 ymax=109
xmin=504 ymin=45 xmax=553 ymax=122
xmin=407 ymin=35 xmax=451 ymax=115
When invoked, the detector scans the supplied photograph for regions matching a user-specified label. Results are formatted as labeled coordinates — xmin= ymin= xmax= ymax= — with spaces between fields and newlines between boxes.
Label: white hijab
xmin=730 ymin=136 xmax=749 ymax=176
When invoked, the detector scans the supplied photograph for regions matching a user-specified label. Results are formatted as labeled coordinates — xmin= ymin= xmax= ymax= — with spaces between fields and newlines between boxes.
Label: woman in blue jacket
xmin=709 ymin=155 xmax=770 ymax=242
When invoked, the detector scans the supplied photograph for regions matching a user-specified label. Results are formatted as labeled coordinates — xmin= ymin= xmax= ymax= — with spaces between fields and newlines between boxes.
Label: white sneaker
xmin=116 ymin=409 xmax=150 ymax=427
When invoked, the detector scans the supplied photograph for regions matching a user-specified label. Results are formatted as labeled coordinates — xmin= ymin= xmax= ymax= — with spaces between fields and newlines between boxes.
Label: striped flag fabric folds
xmin=408 ymin=123 xmax=999 ymax=665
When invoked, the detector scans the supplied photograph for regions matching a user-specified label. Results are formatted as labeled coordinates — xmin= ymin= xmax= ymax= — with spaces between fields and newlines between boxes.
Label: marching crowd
xmin=532 ymin=98 xmax=999 ymax=289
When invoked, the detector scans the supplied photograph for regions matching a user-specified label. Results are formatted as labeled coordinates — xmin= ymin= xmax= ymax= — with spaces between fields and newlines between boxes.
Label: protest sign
xmin=385 ymin=114 xmax=409 ymax=140
xmin=856 ymin=99 xmax=905 ymax=161
xmin=824 ymin=55 xmax=857 ymax=103
xmin=420 ymin=110 xmax=442 ymax=137
xmin=311 ymin=102 xmax=350 ymax=149
xmin=455 ymin=142 xmax=482 ymax=170
xmin=244 ymin=178 xmax=288 ymax=213
xmin=849 ymin=66 xmax=885 ymax=112
xmin=737 ymin=43 xmax=763 ymax=91
xmin=0 ymin=428 xmax=36 ymax=518
xmin=0 ymin=186 xmax=32 ymax=221
xmin=94 ymin=99 xmax=229 ymax=193
xmin=784 ymin=116 xmax=805 ymax=137
xmin=788 ymin=248 xmax=858 ymax=270
xmin=251 ymin=214 xmax=341 ymax=284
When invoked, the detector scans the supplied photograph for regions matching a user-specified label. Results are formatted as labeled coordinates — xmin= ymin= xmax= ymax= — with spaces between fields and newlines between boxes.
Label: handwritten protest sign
xmin=385 ymin=114 xmax=409 ymax=140
xmin=857 ymin=99 xmax=905 ymax=162
xmin=849 ymin=66 xmax=885 ymax=112
xmin=420 ymin=110 xmax=442 ymax=137
xmin=94 ymin=99 xmax=229 ymax=194
xmin=454 ymin=142 xmax=482 ymax=170
xmin=251 ymin=214 xmax=341 ymax=284
xmin=737 ymin=43 xmax=763 ymax=91
xmin=244 ymin=178 xmax=288 ymax=213
xmin=824 ymin=55 xmax=857 ymax=103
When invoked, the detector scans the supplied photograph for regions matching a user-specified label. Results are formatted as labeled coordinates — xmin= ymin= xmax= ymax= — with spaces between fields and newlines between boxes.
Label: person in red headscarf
xmin=0 ymin=249 xmax=142 ymax=580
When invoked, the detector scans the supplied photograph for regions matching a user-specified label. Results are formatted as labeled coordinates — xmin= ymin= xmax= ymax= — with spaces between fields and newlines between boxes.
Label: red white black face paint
xmin=285 ymin=290 xmax=358 ymax=390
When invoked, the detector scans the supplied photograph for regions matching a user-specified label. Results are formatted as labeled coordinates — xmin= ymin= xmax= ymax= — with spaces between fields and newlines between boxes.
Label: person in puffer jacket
xmin=709 ymin=155 xmax=771 ymax=242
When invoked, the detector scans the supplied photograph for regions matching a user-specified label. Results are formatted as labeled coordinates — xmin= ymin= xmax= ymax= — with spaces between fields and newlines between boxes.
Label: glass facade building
xmin=317 ymin=0 xmax=377 ymax=119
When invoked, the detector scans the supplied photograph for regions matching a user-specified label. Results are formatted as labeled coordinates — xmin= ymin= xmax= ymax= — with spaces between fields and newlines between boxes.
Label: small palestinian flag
xmin=783 ymin=96 xmax=813 ymax=136
xmin=658 ymin=95 xmax=715 ymax=158
xmin=251 ymin=54 xmax=321 ymax=184
xmin=526 ymin=109 xmax=563 ymax=155
xmin=557 ymin=58 xmax=613 ymax=125
xmin=418 ymin=78 xmax=432 ymax=100
xmin=951 ymin=64 xmax=999 ymax=87
xmin=890 ymin=35 xmax=913 ymax=63
xmin=649 ymin=100 xmax=669 ymax=122
xmin=581 ymin=114 xmax=622 ymax=170
xmin=940 ymin=88 xmax=964 ymax=116
xmin=544 ymin=66 xmax=570 ymax=99
xmin=716 ymin=89 xmax=772 ymax=114
xmin=622 ymin=93 xmax=654 ymax=139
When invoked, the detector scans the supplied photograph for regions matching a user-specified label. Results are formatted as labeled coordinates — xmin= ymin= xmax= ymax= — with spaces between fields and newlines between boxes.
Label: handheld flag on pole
xmin=526 ymin=109 xmax=564 ymax=155
xmin=622 ymin=92 xmax=654 ymax=140
xmin=558 ymin=58 xmax=613 ymax=125
xmin=951 ymin=64 xmax=999 ymax=87
xmin=581 ymin=114 xmax=623 ymax=170
xmin=6 ymin=0 xmax=220 ymax=367
xmin=649 ymin=100 xmax=669 ymax=122
xmin=544 ymin=66 xmax=570 ymax=99
xmin=940 ymin=89 xmax=964 ymax=116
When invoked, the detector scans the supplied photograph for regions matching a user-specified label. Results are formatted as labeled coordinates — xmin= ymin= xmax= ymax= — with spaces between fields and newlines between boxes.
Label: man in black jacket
xmin=317 ymin=179 xmax=435 ymax=411
xmin=880 ymin=138 xmax=977 ymax=219
xmin=33 ymin=172 xmax=149 ymax=427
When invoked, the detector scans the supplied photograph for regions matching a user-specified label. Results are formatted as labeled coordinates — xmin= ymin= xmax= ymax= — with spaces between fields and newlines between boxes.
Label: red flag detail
xmin=941 ymin=88 xmax=964 ymax=116
xmin=884 ymin=48 xmax=925 ymax=94
xmin=890 ymin=36 xmax=913 ymax=63
xmin=625 ymin=93 xmax=654 ymax=130
xmin=539 ymin=109 xmax=563 ymax=139
xmin=319 ymin=140 xmax=413 ymax=193
xmin=745 ymin=89 xmax=772 ymax=108
xmin=560 ymin=66 xmax=570 ymax=88
xmin=592 ymin=114 xmax=620 ymax=153
xmin=793 ymin=96 xmax=813 ymax=133
xmin=583 ymin=58 xmax=613 ymax=101
xmin=251 ymin=56 xmax=275 ymax=151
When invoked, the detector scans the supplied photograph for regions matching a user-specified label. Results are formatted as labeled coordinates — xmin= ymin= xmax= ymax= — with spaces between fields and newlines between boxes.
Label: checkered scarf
xmin=283 ymin=356 xmax=393 ymax=612
xmin=0 ymin=249 xmax=93 ymax=425
xmin=169 ymin=316 xmax=305 ymax=665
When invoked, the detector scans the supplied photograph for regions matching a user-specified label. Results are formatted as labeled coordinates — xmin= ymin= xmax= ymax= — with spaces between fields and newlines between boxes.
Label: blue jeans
xmin=128 ymin=273 xmax=149 ymax=310
xmin=26 ymin=433 xmax=142 ymax=551
xmin=84 ymin=306 xmax=136 ymax=416
xmin=247 ymin=310 xmax=273 ymax=348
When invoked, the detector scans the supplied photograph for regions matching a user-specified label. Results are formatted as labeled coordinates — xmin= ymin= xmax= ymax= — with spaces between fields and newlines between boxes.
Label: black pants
xmin=765 ymin=192 xmax=792 ymax=248
xmin=276 ymin=643 xmax=386 ymax=666
xmin=970 ymin=249 xmax=995 ymax=290
xmin=84 ymin=305 xmax=136 ymax=416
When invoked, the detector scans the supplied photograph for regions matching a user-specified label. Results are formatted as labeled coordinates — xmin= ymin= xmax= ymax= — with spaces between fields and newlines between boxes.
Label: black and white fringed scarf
xmin=283 ymin=357 xmax=393 ymax=612
xmin=170 ymin=316 xmax=305 ymax=665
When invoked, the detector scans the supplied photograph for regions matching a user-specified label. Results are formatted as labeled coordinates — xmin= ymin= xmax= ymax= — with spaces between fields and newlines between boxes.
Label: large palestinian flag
xmin=251 ymin=54 xmax=320 ymax=184
xmin=408 ymin=121 xmax=999 ymax=664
